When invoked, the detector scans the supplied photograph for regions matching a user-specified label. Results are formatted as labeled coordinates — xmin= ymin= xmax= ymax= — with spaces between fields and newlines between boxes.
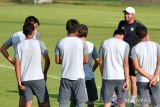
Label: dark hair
xmin=135 ymin=25 xmax=147 ymax=39
xmin=24 ymin=16 xmax=40 ymax=26
xmin=113 ymin=29 xmax=126 ymax=36
xmin=78 ymin=24 xmax=88 ymax=37
xmin=66 ymin=19 xmax=79 ymax=34
xmin=23 ymin=23 xmax=35 ymax=37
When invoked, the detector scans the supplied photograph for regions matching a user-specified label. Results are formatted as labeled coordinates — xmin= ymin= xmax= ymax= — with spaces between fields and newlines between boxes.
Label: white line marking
xmin=0 ymin=64 xmax=60 ymax=80
xmin=0 ymin=64 xmax=101 ymax=88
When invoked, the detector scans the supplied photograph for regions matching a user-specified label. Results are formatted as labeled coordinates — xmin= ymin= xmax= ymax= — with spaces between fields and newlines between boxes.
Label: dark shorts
xmin=137 ymin=82 xmax=160 ymax=105
xmin=58 ymin=78 xmax=88 ymax=104
xmin=129 ymin=58 xmax=136 ymax=76
xmin=22 ymin=79 xmax=49 ymax=103
xmin=85 ymin=78 xmax=98 ymax=101
xmin=100 ymin=80 xmax=128 ymax=104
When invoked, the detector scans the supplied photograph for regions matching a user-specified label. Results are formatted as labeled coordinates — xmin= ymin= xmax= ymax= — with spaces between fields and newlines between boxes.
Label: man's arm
xmin=83 ymin=53 xmax=88 ymax=64
xmin=83 ymin=41 xmax=88 ymax=64
xmin=15 ymin=58 xmax=25 ymax=91
xmin=93 ymin=58 xmax=99 ymax=72
xmin=92 ymin=45 xmax=99 ymax=72
xmin=99 ymin=44 xmax=103 ymax=76
xmin=39 ymin=40 xmax=50 ymax=80
xmin=99 ymin=56 xmax=103 ymax=76
xmin=132 ymin=58 xmax=152 ymax=80
xmin=123 ymin=56 xmax=129 ymax=91
xmin=0 ymin=37 xmax=15 ymax=65
xmin=55 ymin=54 xmax=61 ymax=64
xmin=150 ymin=46 xmax=160 ymax=85
xmin=43 ymin=54 xmax=50 ymax=81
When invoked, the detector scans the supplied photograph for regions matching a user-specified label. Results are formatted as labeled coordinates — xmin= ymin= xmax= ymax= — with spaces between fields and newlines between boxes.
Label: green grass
xmin=0 ymin=2 xmax=160 ymax=107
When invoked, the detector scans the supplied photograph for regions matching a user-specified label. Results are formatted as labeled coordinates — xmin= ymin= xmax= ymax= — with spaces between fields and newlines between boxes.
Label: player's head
xmin=123 ymin=7 xmax=135 ymax=23
xmin=66 ymin=19 xmax=80 ymax=34
xmin=24 ymin=16 xmax=40 ymax=29
xmin=23 ymin=23 xmax=35 ymax=38
xmin=78 ymin=24 xmax=88 ymax=38
xmin=135 ymin=25 xmax=148 ymax=40
xmin=113 ymin=29 xmax=126 ymax=39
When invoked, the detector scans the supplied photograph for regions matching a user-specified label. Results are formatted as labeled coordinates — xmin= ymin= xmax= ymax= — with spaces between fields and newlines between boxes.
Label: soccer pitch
xmin=0 ymin=2 xmax=160 ymax=107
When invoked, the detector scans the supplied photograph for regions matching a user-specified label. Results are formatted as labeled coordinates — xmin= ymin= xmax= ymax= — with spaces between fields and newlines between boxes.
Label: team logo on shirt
xmin=121 ymin=27 xmax=125 ymax=30
xmin=130 ymin=27 xmax=134 ymax=31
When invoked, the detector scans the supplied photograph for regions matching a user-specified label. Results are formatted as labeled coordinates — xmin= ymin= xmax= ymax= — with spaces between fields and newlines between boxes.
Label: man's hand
xmin=44 ymin=73 xmax=47 ymax=81
xmin=18 ymin=83 xmax=26 ymax=91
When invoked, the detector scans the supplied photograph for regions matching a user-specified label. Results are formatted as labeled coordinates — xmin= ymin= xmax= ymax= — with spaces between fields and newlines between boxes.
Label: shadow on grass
xmin=6 ymin=90 xmax=18 ymax=93
xmin=49 ymin=93 xmax=58 ymax=98
xmin=94 ymin=100 xmax=103 ymax=106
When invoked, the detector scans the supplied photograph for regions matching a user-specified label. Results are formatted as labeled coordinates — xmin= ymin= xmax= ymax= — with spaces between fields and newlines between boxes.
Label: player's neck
xmin=127 ymin=19 xmax=135 ymax=24
xmin=67 ymin=33 xmax=77 ymax=37
xmin=26 ymin=35 xmax=34 ymax=39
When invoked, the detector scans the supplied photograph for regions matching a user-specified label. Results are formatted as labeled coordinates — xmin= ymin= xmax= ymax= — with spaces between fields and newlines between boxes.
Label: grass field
xmin=0 ymin=2 xmax=160 ymax=107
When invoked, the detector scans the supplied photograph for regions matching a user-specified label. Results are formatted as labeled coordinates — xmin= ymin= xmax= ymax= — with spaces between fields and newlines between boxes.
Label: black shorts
xmin=129 ymin=58 xmax=136 ymax=76
xmin=85 ymin=78 xmax=98 ymax=101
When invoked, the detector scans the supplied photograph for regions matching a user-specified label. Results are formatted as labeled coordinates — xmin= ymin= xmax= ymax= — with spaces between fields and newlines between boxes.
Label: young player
xmin=0 ymin=16 xmax=50 ymax=107
xmin=15 ymin=23 xmax=50 ymax=107
xmin=55 ymin=19 xmax=88 ymax=107
xmin=131 ymin=25 xmax=160 ymax=107
xmin=70 ymin=24 xmax=98 ymax=107
xmin=99 ymin=29 xmax=129 ymax=107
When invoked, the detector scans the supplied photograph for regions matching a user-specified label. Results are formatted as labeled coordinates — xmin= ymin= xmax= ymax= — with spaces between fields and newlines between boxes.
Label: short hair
xmin=113 ymin=29 xmax=126 ymax=36
xmin=23 ymin=23 xmax=35 ymax=37
xmin=135 ymin=25 xmax=147 ymax=39
xmin=24 ymin=16 xmax=40 ymax=26
xmin=66 ymin=19 xmax=79 ymax=34
xmin=78 ymin=24 xmax=88 ymax=37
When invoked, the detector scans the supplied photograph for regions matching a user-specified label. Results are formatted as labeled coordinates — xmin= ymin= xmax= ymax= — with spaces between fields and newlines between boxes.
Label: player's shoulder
xmin=86 ymin=40 xmax=94 ymax=46
xmin=135 ymin=20 xmax=143 ymax=25
xmin=12 ymin=31 xmax=24 ymax=37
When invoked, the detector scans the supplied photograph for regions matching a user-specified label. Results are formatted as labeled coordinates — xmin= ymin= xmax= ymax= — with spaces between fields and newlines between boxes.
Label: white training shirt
xmin=131 ymin=41 xmax=160 ymax=82
xmin=16 ymin=39 xmax=48 ymax=81
xmin=55 ymin=36 xmax=88 ymax=80
xmin=84 ymin=41 xmax=98 ymax=80
xmin=99 ymin=38 xmax=129 ymax=80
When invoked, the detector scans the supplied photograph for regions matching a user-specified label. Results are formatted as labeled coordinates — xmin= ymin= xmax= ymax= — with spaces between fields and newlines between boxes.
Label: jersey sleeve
xmin=157 ymin=44 xmax=160 ymax=58
xmin=124 ymin=44 xmax=130 ymax=57
xmin=92 ymin=45 xmax=98 ymax=59
xmin=15 ymin=44 xmax=20 ymax=59
xmin=130 ymin=47 xmax=138 ymax=59
xmin=54 ymin=41 xmax=60 ymax=55
xmin=118 ymin=20 xmax=124 ymax=29
xmin=38 ymin=40 xmax=48 ymax=56
xmin=83 ymin=40 xmax=88 ymax=55
xmin=3 ymin=37 xmax=12 ymax=48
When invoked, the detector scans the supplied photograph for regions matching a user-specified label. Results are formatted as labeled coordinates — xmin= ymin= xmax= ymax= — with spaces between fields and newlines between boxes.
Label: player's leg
xmin=26 ymin=100 xmax=33 ymax=107
xmin=73 ymin=79 xmax=87 ymax=107
xmin=129 ymin=58 xmax=137 ymax=107
xmin=115 ymin=80 xmax=128 ymax=107
xmin=42 ymin=85 xmax=50 ymax=107
xmin=101 ymin=80 xmax=115 ymax=107
xmin=22 ymin=82 xmax=34 ymax=107
xmin=59 ymin=79 xmax=72 ymax=107
xmin=31 ymin=79 xmax=51 ymax=107
xmin=130 ymin=76 xmax=137 ymax=105
xmin=137 ymin=82 xmax=151 ymax=107
xmin=19 ymin=96 xmax=26 ymax=107
xmin=86 ymin=78 xmax=98 ymax=107
xmin=18 ymin=86 xmax=26 ymax=107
